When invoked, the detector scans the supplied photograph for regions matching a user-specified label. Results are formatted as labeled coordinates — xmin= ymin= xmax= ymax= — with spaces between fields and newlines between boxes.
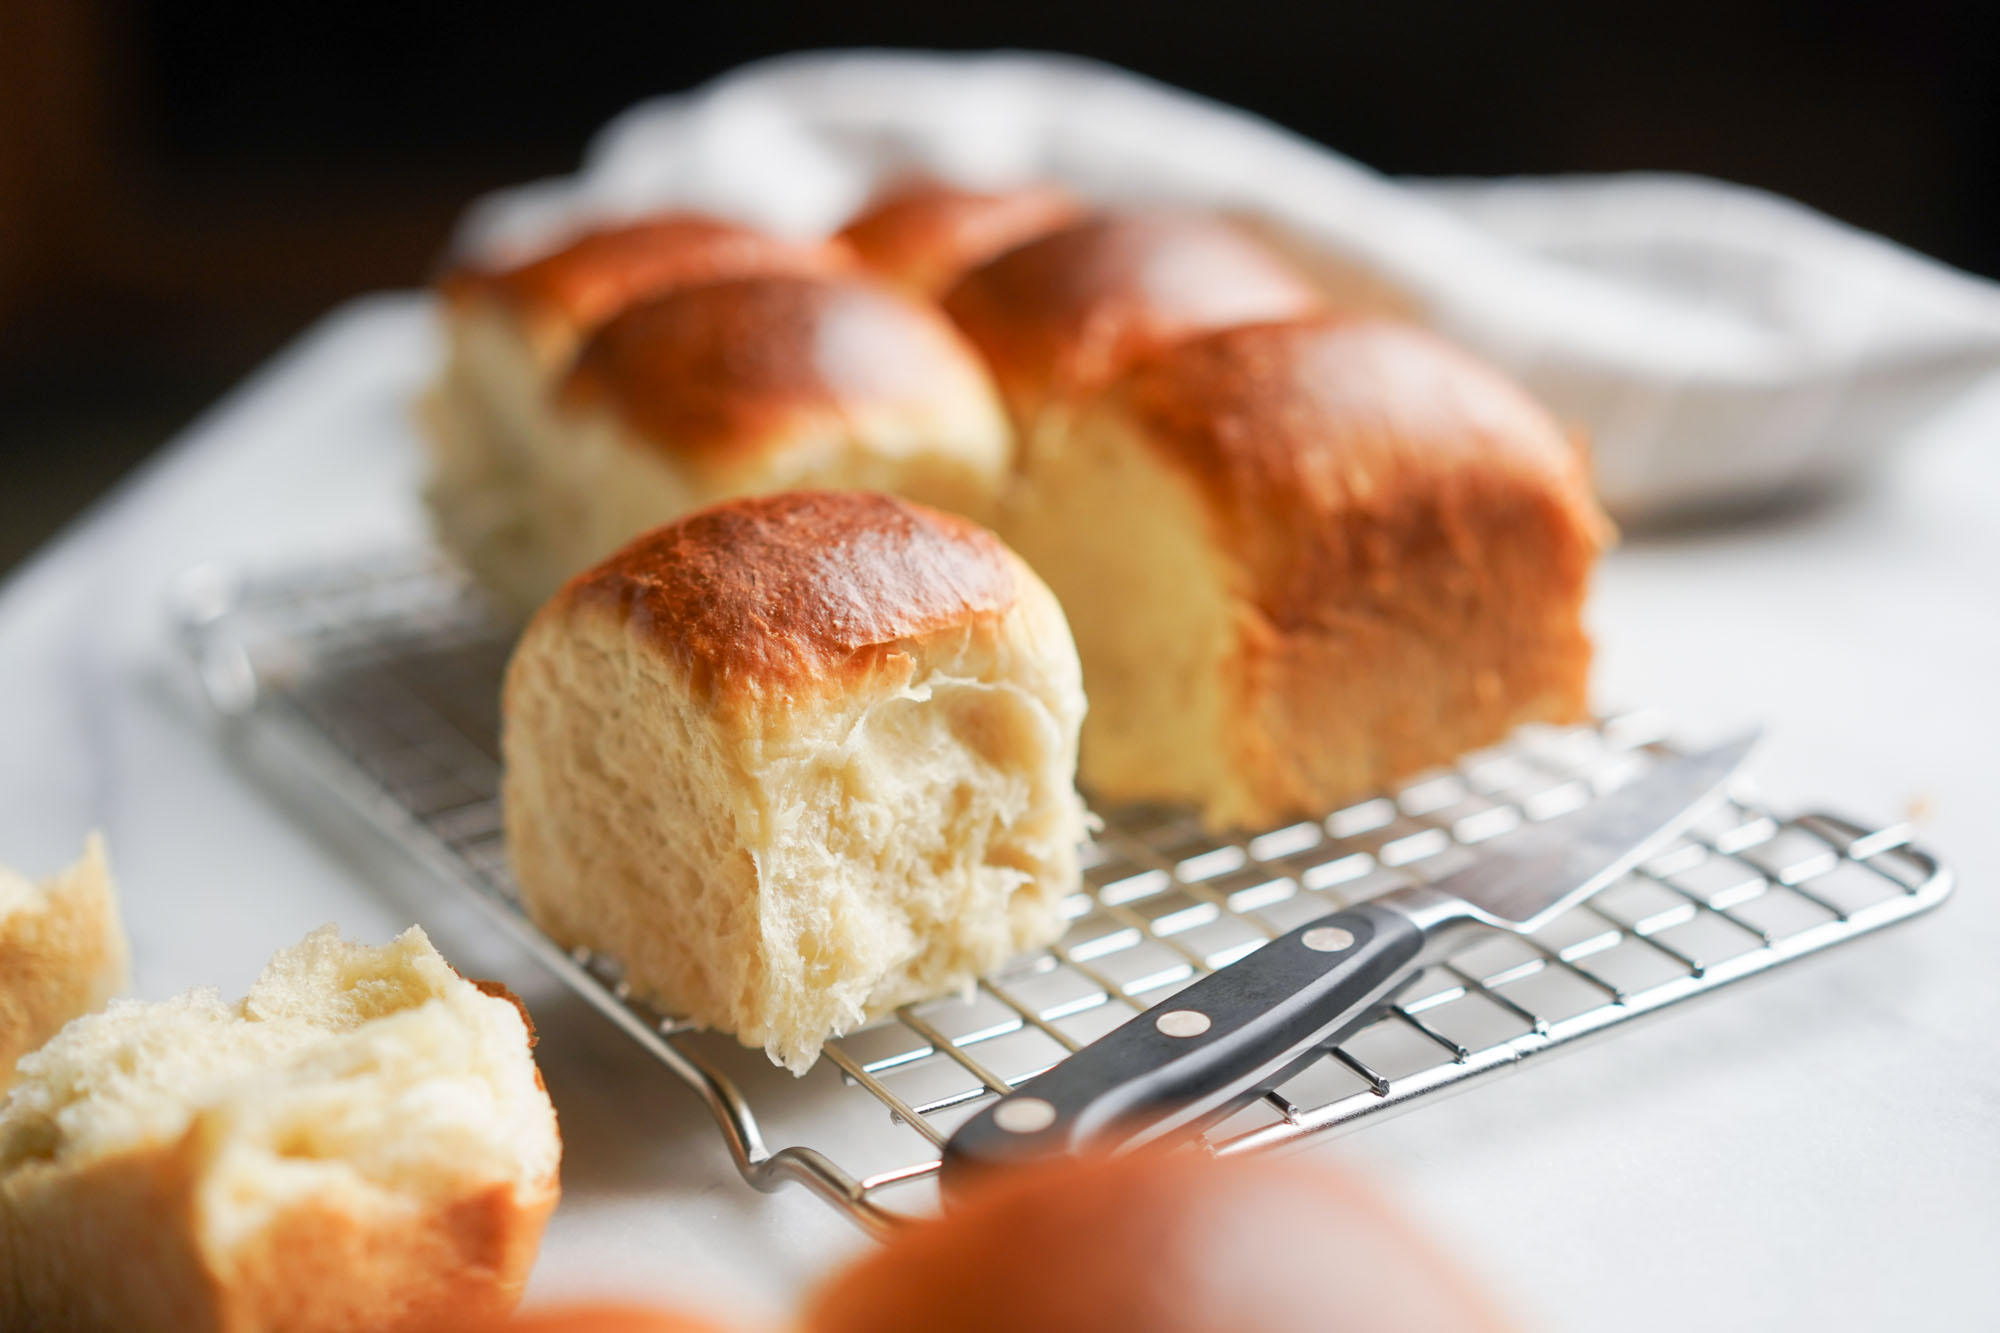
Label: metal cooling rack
xmin=173 ymin=553 xmax=1954 ymax=1231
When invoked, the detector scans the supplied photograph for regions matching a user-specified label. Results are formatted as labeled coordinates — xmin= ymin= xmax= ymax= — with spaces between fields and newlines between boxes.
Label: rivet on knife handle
xmin=941 ymin=900 xmax=1429 ymax=1187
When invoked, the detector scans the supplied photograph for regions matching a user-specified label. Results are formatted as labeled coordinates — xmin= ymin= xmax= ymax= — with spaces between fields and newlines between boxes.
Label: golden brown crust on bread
xmin=0 ymin=1120 xmax=556 ymax=1333
xmin=212 ymin=1172 xmax=557 ymax=1333
xmin=556 ymin=490 xmax=1018 ymax=704
xmin=838 ymin=182 xmax=1081 ymax=296
xmin=1 ymin=1128 xmax=217 ymax=1330
xmin=561 ymin=275 xmax=997 ymax=467
xmin=1107 ymin=316 xmax=1605 ymax=819
xmin=1114 ymin=317 xmax=1609 ymax=626
xmin=942 ymin=212 xmax=1323 ymax=427
xmin=441 ymin=213 xmax=847 ymax=340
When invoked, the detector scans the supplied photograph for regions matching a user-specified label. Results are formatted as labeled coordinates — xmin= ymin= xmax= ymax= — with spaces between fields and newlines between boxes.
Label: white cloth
xmin=456 ymin=50 xmax=2000 ymax=519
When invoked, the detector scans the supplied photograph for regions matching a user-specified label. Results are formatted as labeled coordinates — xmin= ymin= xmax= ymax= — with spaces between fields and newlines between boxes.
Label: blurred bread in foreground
xmin=804 ymin=1149 xmax=1518 ymax=1333
xmin=503 ymin=492 xmax=1087 ymax=1073
xmin=1001 ymin=316 xmax=1607 ymax=828
xmin=838 ymin=181 xmax=1080 ymax=296
xmin=434 ymin=1303 xmax=754 ymax=1333
xmin=942 ymin=212 xmax=1324 ymax=451
xmin=422 ymin=214 xmax=854 ymax=615
xmin=0 ymin=925 xmax=560 ymax=1333
xmin=0 ymin=835 xmax=127 ymax=1081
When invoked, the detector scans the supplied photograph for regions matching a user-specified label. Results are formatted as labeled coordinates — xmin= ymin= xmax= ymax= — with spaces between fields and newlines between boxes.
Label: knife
xmin=941 ymin=734 xmax=1757 ymax=1188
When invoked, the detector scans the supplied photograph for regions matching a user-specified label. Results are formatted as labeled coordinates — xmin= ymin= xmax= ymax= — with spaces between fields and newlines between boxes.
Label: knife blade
xmin=941 ymin=733 xmax=1758 ymax=1188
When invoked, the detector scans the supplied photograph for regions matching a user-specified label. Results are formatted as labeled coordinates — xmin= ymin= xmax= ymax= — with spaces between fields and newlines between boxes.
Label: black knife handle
xmin=941 ymin=900 xmax=1427 ymax=1191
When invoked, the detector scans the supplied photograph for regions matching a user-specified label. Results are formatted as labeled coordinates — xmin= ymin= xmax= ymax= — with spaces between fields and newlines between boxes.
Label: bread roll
xmin=503 ymin=491 xmax=1087 ymax=1073
xmin=804 ymin=1150 xmax=1518 ymax=1333
xmin=837 ymin=181 xmax=1080 ymax=296
xmin=515 ymin=272 xmax=1015 ymax=610
xmin=0 ymin=926 xmax=561 ymax=1333
xmin=0 ymin=835 xmax=127 ymax=1081
xmin=448 ymin=270 xmax=1012 ymax=617
xmin=1001 ymin=316 xmax=1607 ymax=829
xmin=942 ymin=212 xmax=1323 ymax=451
xmin=424 ymin=214 xmax=851 ymax=614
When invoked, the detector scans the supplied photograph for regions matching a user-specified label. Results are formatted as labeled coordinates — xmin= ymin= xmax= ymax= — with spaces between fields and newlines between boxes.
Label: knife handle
xmin=941 ymin=900 xmax=1428 ymax=1190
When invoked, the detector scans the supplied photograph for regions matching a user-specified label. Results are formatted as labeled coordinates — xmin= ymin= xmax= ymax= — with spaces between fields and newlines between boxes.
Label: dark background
xmin=3 ymin=1 xmax=1995 ymax=573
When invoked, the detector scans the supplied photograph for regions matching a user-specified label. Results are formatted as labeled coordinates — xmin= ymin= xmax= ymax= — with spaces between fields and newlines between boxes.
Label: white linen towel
xmin=454 ymin=50 xmax=2000 ymax=520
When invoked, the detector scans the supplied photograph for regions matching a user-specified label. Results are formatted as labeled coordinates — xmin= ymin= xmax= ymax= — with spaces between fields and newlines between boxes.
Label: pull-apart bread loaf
xmin=426 ymin=213 xmax=852 ymax=614
xmin=837 ymin=181 xmax=1081 ymax=297
xmin=942 ymin=212 xmax=1325 ymax=453
xmin=0 ymin=925 xmax=560 ymax=1333
xmin=1 ymin=836 xmax=128 ymax=1081
xmin=1001 ymin=317 xmax=1609 ymax=830
xmin=503 ymin=491 xmax=1088 ymax=1073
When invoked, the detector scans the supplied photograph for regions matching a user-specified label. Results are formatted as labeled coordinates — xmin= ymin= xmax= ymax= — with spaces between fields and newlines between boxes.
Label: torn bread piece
xmin=0 ymin=835 xmax=128 ymax=1081
xmin=0 ymin=925 xmax=561 ymax=1333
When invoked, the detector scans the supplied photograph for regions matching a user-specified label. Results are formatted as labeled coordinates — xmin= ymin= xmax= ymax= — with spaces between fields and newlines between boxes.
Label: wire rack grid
xmin=172 ymin=553 xmax=1954 ymax=1231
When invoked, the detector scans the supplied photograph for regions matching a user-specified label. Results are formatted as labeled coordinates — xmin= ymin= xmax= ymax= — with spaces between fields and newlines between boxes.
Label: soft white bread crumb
xmin=503 ymin=492 xmax=1089 ymax=1073
xmin=0 ymin=835 xmax=128 ymax=1082
xmin=0 ymin=925 xmax=561 ymax=1333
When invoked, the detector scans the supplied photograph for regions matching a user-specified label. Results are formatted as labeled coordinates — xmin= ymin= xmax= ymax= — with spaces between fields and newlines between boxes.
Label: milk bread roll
xmin=424 ymin=215 xmax=851 ymax=612
xmin=1000 ymin=317 xmax=1608 ymax=828
xmin=540 ymin=274 xmax=1012 ymax=603
xmin=502 ymin=491 xmax=1088 ymax=1072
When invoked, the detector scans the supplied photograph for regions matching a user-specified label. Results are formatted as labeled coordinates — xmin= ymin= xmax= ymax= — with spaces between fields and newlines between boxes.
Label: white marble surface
xmin=1 ymin=292 xmax=1995 ymax=1329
